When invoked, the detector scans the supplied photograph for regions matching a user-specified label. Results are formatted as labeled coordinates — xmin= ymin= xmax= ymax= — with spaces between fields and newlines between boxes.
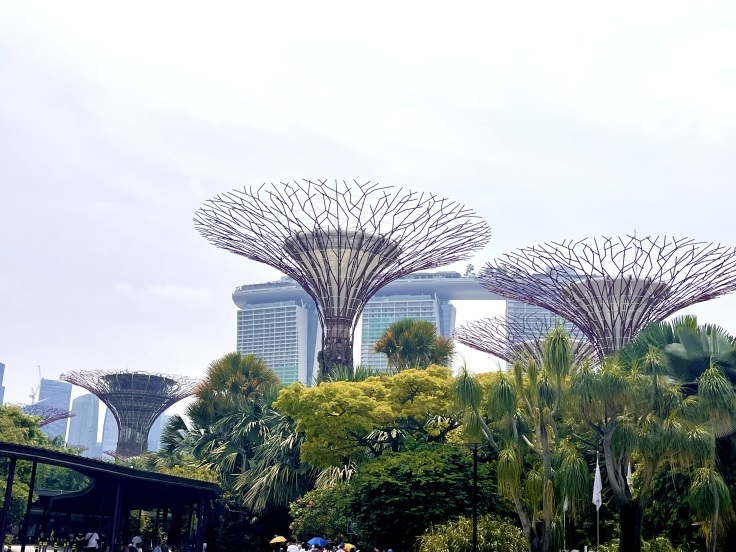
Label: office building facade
xmin=236 ymin=300 xmax=316 ymax=385
xmin=37 ymin=378 xmax=72 ymax=441
xmin=360 ymin=294 xmax=456 ymax=371
xmin=67 ymin=394 xmax=100 ymax=455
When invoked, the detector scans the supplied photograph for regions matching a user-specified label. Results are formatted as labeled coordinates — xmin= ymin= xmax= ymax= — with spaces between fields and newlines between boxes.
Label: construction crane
xmin=29 ymin=365 xmax=42 ymax=403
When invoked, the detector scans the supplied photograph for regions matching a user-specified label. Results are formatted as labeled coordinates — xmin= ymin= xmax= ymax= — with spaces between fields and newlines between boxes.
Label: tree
xmin=159 ymin=352 xmax=288 ymax=551
xmin=619 ymin=317 xmax=736 ymax=551
xmin=455 ymin=324 xmax=590 ymax=552
xmin=288 ymin=484 xmax=353 ymax=543
xmin=273 ymin=366 xmax=460 ymax=468
xmin=175 ymin=352 xmax=280 ymax=484
xmin=348 ymin=444 xmax=495 ymax=551
xmin=373 ymin=318 xmax=455 ymax=371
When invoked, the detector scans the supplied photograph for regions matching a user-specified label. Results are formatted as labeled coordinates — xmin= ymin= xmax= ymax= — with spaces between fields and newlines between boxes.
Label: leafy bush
xmin=597 ymin=535 xmax=689 ymax=552
xmin=417 ymin=515 xmax=526 ymax=552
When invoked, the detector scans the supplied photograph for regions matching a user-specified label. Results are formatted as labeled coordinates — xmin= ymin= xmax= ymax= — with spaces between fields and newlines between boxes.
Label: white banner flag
xmin=592 ymin=457 xmax=602 ymax=511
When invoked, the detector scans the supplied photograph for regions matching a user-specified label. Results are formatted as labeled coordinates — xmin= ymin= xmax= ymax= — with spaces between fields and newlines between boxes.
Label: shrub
xmin=597 ymin=535 xmax=688 ymax=552
xmin=418 ymin=515 xmax=526 ymax=552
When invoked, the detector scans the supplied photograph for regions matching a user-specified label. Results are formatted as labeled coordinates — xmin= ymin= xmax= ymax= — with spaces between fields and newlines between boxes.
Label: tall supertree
xmin=454 ymin=314 xmax=598 ymax=365
xmin=194 ymin=179 xmax=492 ymax=375
xmin=480 ymin=235 xmax=736 ymax=360
xmin=20 ymin=404 xmax=75 ymax=427
xmin=60 ymin=371 xmax=198 ymax=458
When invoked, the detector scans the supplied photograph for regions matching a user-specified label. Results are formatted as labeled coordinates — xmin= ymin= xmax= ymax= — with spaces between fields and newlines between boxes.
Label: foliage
xmin=373 ymin=318 xmax=455 ymax=371
xmin=288 ymin=484 xmax=352 ymax=542
xmin=0 ymin=405 xmax=48 ymax=446
xmin=418 ymin=515 xmax=526 ymax=552
xmin=347 ymin=444 xmax=495 ymax=551
xmin=597 ymin=536 xmax=688 ymax=552
xmin=455 ymin=324 xmax=589 ymax=552
xmin=274 ymin=366 xmax=460 ymax=468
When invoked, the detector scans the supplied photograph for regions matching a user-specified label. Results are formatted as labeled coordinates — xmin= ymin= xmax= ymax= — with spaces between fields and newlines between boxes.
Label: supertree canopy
xmin=454 ymin=314 xmax=597 ymax=365
xmin=194 ymin=179 xmax=492 ymax=375
xmin=60 ymin=371 xmax=198 ymax=458
xmin=480 ymin=235 xmax=736 ymax=360
xmin=20 ymin=404 xmax=75 ymax=427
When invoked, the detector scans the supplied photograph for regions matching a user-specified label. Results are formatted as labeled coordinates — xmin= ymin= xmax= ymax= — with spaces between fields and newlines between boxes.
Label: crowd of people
xmin=278 ymin=541 xmax=394 ymax=552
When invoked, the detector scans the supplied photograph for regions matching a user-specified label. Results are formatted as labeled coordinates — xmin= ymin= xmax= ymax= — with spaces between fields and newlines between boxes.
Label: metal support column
xmin=194 ymin=497 xmax=204 ymax=552
xmin=20 ymin=461 xmax=37 ymax=552
xmin=0 ymin=457 xmax=18 ymax=545
xmin=109 ymin=483 xmax=122 ymax=552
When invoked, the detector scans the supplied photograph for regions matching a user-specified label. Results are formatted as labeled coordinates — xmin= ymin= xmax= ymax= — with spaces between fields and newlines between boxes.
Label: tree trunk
xmin=618 ymin=500 xmax=644 ymax=552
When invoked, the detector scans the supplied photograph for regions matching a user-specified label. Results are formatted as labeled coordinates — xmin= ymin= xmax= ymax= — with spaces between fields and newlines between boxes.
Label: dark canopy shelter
xmin=0 ymin=442 xmax=220 ymax=552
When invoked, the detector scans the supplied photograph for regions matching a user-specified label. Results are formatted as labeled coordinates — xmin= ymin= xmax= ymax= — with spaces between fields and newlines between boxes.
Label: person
xmin=84 ymin=532 xmax=99 ymax=552
xmin=287 ymin=542 xmax=299 ymax=552
xmin=153 ymin=541 xmax=162 ymax=552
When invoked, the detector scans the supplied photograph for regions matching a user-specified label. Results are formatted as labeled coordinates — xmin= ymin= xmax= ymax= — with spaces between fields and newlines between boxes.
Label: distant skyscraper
xmin=147 ymin=414 xmax=170 ymax=452
xmin=234 ymin=272 xmax=498 ymax=384
xmin=0 ymin=362 xmax=5 ymax=404
xmin=37 ymin=378 xmax=72 ymax=441
xmin=101 ymin=408 xmax=118 ymax=460
xmin=360 ymin=294 xmax=456 ymax=371
xmin=67 ymin=394 xmax=99 ymax=455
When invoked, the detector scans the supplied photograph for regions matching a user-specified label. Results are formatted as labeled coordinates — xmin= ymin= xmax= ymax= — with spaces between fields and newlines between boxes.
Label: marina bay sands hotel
xmin=233 ymin=271 xmax=542 ymax=384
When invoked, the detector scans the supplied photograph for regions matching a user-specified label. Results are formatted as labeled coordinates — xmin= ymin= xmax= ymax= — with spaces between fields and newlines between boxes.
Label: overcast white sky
xmin=2 ymin=2 xmax=736 ymax=412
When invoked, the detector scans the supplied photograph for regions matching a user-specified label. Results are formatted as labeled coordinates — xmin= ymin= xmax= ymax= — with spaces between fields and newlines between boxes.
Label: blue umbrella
xmin=307 ymin=537 xmax=329 ymax=547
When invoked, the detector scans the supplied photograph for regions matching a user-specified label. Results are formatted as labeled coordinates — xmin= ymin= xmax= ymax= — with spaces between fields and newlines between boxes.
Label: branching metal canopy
xmin=60 ymin=371 xmax=198 ymax=458
xmin=454 ymin=314 xmax=597 ymax=365
xmin=20 ymin=404 xmax=75 ymax=427
xmin=194 ymin=179 xmax=492 ymax=373
xmin=480 ymin=235 xmax=736 ymax=359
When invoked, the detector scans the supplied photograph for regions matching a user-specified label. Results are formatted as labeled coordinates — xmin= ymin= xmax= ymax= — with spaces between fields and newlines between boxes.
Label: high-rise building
xmin=0 ymin=362 xmax=5 ymax=404
xmin=236 ymin=300 xmax=316 ymax=385
xmin=147 ymin=414 xmax=170 ymax=452
xmin=234 ymin=272 xmax=498 ymax=382
xmin=37 ymin=378 xmax=72 ymax=441
xmin=67 ymin=394 xmax=99 ymax=455
xmin=360 ymin=294 xmax=456 ymax=371
xmin=101 ymin=408 xmax=118 ymax=460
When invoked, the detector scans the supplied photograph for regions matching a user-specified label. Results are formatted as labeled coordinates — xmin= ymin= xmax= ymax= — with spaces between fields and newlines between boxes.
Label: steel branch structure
xmin=454 ymin=315 xmax=598 ymax=365
xmin=194 ymin=179 xmax=492 ymax=375
xmin=480 ymin=235 xmax=736 ymax=360
xmin=20 ymin=404 xmax=75 ymax=427
xmin=60 ymin=371 xmax=198 ymax=458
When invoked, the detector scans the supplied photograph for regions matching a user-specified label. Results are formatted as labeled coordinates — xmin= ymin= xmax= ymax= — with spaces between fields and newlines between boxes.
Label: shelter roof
xmin=0 ymin=441 xmax=219 ymax=512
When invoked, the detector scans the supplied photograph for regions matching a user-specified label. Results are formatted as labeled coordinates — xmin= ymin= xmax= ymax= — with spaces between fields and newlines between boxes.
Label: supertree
xmin=480 ymin=235 xmax=736 ymax=360
xmin=20 ymin=404 xmax=75 ymax=427
xmin=194 ymin=179 xmax=492 ymax=375
xmin=60 ymin=371 xmax=198 ymax=458
xmin=454 ymin=314 xmax=598 ymax=365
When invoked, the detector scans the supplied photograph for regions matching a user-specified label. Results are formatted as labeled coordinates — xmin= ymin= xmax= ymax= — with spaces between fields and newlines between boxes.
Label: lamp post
xmin=465 ymin=443 xmax=480 ymax=552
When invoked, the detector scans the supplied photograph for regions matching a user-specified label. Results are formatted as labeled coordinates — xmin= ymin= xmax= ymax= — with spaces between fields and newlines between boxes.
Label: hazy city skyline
xmin=3 ymin=4 xmax=736 ymax=405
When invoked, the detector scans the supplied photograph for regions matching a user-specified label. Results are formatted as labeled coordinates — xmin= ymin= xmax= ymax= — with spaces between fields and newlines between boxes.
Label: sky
xmin=2 ymin=2 xmax=736 ymax=413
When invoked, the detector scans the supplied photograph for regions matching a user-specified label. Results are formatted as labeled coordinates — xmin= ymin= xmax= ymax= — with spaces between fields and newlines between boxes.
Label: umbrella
xmin=344 ymin=544 xmax=356 ymax=551
xmin=308 ymin=537 xmax=329 ymax=547
xmin=269 ymin=536 xmax=287 ymax=544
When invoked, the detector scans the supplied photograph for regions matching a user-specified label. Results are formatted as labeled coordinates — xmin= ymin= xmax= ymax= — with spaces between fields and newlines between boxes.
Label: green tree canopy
xmin=348 ymin=444 xmax=495 ymax=551
xmin=273 ymin=366 xmax=460 ymax=467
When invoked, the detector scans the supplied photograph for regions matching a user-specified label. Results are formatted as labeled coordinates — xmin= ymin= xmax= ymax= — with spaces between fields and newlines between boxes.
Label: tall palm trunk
xmin=709 ymin=432 xmax=719 ymax=552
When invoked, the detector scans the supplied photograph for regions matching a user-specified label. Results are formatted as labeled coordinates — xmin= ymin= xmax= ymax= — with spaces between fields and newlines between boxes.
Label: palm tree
xmin=163 ymin=352 xmax=281 ymax=488
xmin=455 ymin=323 xmax=589 ymax=552
xmin=373 ymin=318 xmax=455 ymax=371
xmin=571 ymin=323 xmax=723 ymax=552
